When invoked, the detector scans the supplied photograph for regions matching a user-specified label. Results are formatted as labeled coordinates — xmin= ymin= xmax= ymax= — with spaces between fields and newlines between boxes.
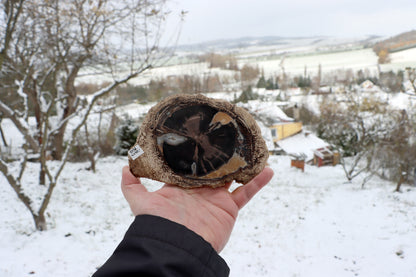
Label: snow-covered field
xmin=76 ymin=38 xmax=416 ymax=87
xmin=250 ymin=48 xmax=379 ymax=76
xmin=247 ymin=47 xmax=416 ymax=77
xmin=1 ymin=155 xmax=415 ymax=277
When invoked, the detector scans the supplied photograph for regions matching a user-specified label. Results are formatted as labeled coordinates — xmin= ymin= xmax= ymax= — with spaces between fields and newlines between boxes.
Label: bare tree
xmin=376 ymin=109 xmax=416 ymax=192
xmin=0 ymin=0 xmax=180 ymax=230
xmin=318 ymin=91 xmax=416 ymax=191
xmin=317 ymin=95 xmax=389 ymax=187
xmin=240 ymin=64 xmax=260 ymax=87
xmin=312 ymin=64 xmax=322 ymax=93
xmin=0 ymin=0 xmax=25 ymax=69
xmin=405 ymin=67 xmax=416 ymax=92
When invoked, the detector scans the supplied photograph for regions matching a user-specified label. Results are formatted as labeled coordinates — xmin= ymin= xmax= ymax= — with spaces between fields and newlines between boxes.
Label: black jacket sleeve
xmin=92 ymin=215 xmax=230 ymax=277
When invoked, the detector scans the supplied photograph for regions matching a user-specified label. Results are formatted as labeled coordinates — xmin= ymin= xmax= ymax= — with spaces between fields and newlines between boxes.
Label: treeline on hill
xmin=373 ymin=30 xmax=416 ymax=64
xmin=70 ymin=47 xmax=416 ymax=110
xmin=76 ymin=55 xmax=261 ymax=104
xmin=74 ymin=66 xmax=412 ymax=109
xmin=198 ymin=52 xmax=239 ymax=70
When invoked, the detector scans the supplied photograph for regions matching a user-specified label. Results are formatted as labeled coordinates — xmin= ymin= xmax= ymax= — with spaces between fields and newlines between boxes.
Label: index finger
xmin=231 ymin=167 xmax=274 ymax=209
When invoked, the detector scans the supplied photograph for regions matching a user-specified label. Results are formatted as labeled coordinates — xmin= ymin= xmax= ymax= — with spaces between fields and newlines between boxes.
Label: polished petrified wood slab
xmin=128 ymin=94 xmax=268 ymax=188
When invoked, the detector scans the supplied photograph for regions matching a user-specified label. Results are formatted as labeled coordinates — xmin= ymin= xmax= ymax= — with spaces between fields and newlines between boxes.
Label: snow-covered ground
xmin=1 ymin=91 xmax=416 ymax=276
xmin=1 ymin=154 xmax=415 ymax=277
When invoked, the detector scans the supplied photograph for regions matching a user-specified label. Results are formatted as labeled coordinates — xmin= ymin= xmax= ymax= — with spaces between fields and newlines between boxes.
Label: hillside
xmin=373 ymin=30 xmax=416 ymax=53
xmin=1 ymin=154 xmax=415 ymax=277
xmin=1 ymin=92 xmax=416 ymax=276
xmin=175 ymin=35 xmax=381 ymax=59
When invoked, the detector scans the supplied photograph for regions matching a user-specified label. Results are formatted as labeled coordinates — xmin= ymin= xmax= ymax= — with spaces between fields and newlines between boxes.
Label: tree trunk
xmin=52 ymin=66 xmax=80 ymax=160
xmin=39 ymin=163 xmax=45 ymax=186
xmin=395 ymin=164 xmax=407 ymax=192
xmin=87 ymin=151 xmax=96 ymax=173
xmin=33 ymin=213 xmax=47 ymax=231
xmin=0 ymin=118 xmax=8 ymax=147
xmin=52 ymin=132 xmax=65 ymax=160
xmin=395 ymin=174 xmax=404 ymax=192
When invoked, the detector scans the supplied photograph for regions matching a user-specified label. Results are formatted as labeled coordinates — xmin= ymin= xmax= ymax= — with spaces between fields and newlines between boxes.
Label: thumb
xmin=231 ymin=167 xmax=274 ymax=209
xmin=121 ymin=166 xmax=148 ymax=205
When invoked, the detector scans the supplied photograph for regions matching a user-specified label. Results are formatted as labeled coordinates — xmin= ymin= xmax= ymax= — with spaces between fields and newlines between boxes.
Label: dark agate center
xmin=156 ymin=105 xmax=243 ymax=177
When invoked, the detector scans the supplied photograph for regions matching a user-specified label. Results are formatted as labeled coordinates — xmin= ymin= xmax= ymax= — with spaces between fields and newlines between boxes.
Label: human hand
xmin=121 ymin=166 xmax=274 ymax=253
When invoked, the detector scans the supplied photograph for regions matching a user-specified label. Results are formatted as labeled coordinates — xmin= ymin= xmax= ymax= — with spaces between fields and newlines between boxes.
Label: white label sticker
xmin=128 ymin=145 xmax=144 ymax=160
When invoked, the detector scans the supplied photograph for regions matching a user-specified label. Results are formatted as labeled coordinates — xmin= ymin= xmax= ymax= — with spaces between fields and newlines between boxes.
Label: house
xmin=238 ymin=100 xmax=300 ymax=144
xmin=360 ymin=80 xmax=374 ymax=90
xmin=269 ymin=122 xmax=303 ymax=142
xmin=238 ymin=100 xmax=333 ymax=167
xmin=359 ymin=80 xmax=381 ymax=92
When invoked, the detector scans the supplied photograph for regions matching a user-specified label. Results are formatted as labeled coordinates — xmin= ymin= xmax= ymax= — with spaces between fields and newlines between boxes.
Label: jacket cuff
xmin=127 ymin=214 xmax=230 ymax=276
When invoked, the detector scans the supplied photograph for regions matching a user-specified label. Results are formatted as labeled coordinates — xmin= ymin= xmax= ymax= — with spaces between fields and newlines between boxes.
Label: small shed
xmin=290 ymin=153 xmax=307 ymax=172
xmin=313 ymin=147 xmax=340 ymax=167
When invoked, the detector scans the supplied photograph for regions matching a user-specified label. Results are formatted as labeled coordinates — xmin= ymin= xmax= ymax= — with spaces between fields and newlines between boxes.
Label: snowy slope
xmin=1 ymin=93 xmax=416 ymax=276
xmin=1 ymin=155 xmax=415 ymax=277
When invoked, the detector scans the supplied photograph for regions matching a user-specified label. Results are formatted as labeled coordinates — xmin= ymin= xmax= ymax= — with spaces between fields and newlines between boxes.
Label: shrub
xmin=114 ymin=117 xmax=139 ymax=156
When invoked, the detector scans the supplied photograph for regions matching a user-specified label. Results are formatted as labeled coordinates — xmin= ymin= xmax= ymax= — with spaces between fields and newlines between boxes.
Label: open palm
xmin=121 ymin=166 xmax=274 ymax=252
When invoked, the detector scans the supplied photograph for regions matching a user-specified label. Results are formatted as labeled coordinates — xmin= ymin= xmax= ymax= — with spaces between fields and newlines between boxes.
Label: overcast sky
xmin=165 ymin=0 xmax=416 ymax=45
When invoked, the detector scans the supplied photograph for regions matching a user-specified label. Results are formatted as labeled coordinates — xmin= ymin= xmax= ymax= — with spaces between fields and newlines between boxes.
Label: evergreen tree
xmin=266 ymin=77 xmax=275 ymax=90
xmin=297 ymin=75 xmax=311 ymax=88
xmin=274 ymin=77 xmax=279 ymax=89
xmin=235 ymin=86 xmax=258 ymax=103
xmin=115 ymin=117 xmax=139 ymax=155
xmin=256 ymin=75 xmax=267 ymax=88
